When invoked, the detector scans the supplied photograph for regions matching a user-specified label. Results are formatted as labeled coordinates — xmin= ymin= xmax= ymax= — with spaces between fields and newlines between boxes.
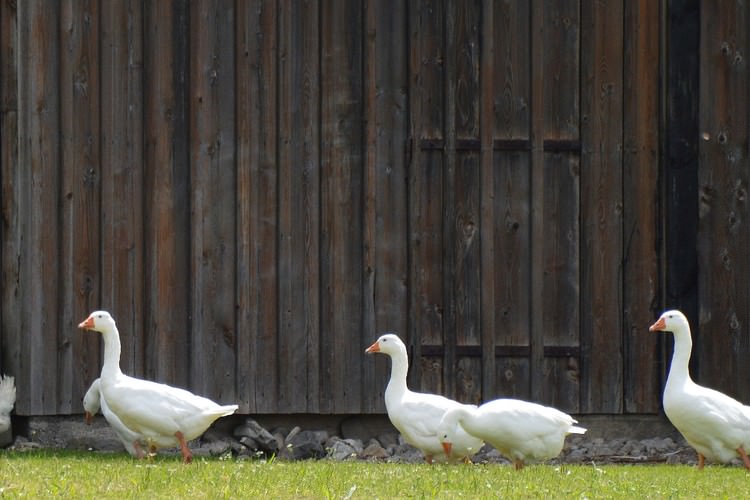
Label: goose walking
xmin=365 ymin=333 xmax=483 ymax=463
xmin=650 ymin=309 xmax=750 ymax=469
xmin=79 ymin=311 xmax=238 ymax=463
xmin=438 ymin=398 xmax=585 ymax=469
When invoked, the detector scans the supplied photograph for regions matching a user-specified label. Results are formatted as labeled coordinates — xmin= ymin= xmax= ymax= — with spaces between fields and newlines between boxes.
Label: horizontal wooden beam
xmin=419 ymin=345 xmax=580 ymax=358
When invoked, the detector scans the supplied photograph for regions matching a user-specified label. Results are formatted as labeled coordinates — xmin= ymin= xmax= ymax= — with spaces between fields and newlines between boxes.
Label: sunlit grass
xmin=1 ymin=450 xmax=750 ymax=498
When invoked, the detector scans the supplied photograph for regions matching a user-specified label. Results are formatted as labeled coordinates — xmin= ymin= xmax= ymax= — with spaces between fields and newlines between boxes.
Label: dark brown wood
xmin=362 ymin=0 xmax=410 ymax=412
xmin=697 ymin=0 xmax=750 ymax=401
xmin=189 ymin=0 xmax=237 ymax=403
xmin=58 ymin=0 xmax=102 ymax=414
xmin=16 ymin=0 xmax=63 ymax=414
xmin=622 ymin=0 xmax=660 ymax=413
xmin=409 ymin=0 xmax=446 ymax=395
xmin=0 ymin=0 xmax=19 ymax=382
xmin=0 ymin=0 xmax=715 ymax=418
xmin=100 ymin=0 xmax=144 ymax=381
xmin=580 ymin=0 xmax=624 ymax=413
xmin=320 ymin=0 xmax=364 ymax=413
xmin=143 ymin=0 xmax=191 ymax=389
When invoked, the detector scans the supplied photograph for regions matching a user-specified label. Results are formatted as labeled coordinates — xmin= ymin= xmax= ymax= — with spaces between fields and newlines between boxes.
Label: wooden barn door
xmin=406 ymin=0 xmax=660 ymax=414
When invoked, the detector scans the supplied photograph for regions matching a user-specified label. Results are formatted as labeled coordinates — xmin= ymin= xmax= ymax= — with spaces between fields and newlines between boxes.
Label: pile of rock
xmin=11 ymin=416 xmax=704 ymax=466
xmin=186 ymin=418 xmax=699 ymax=465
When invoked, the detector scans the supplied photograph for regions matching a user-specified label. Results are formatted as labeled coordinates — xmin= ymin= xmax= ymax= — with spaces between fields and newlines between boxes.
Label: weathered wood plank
xmin=580 ymin=0 xmax=624 ymax=413
xmin=59 ymin=0 xmax=101 ymax=414
xmin=143 ymin=0 xmax=191 ymax=389
xmin=320 ymin=0 xmax=364 ymax=413
xmin=622 ymin=0 xmax=659 ymax=413
xmin=492 ymin=152 xmax=532 ymax=348
xmin=100 ymin=0 xmax=144 ymax=381
xmin=362 ymin=0 xmax=409 ymax=412
xmin=278 ymin=0 xmax=321 ymax=413
xmin=493 ymin=0 xmax=530 ymax=139
xmin=409 ymin=0 xmax=446 ymax=398
xmin=189 ymin=0 xmax=237 ymax=403
xmin=543 ymin=0 xmax=579 ymax=139
xmin=236 ymin=0 xmax=280 ymax=414
xmin=697 ymin=0 xmax=749 ymax=401
xmin=540 ymin=152 xmax=580 ymax=412
xmin=495 ymin=357 xmax=530 ymax=400
xmin=16 ymin=0 xmax=62 ymax=414
xmin=0 ymin=0 xmax=20 ymax=379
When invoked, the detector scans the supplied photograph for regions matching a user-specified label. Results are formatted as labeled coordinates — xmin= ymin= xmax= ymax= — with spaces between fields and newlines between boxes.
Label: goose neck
xmin=99 ymin=327 xmax=123 ymax=379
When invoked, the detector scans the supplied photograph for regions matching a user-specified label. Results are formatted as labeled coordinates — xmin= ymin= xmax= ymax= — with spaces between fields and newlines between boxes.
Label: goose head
xmin=78 ymin=311 xmax=117 ymax=333
xmin=365 ymin=333 xmax=407 ymax=357
xmin=649 ymin=310 xmax=690 ymax=337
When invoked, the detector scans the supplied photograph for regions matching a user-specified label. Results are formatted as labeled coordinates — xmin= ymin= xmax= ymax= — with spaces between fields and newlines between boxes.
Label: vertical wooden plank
xmin=486 ymin=0 xmax=533 ymax=401
xmin=143 ymin=0 xmax=191 ymax=389
xmin=0 ymin=0 xmax=20 ymax=379
xmin=478 ymin=0 xmax=496 ymax=401
xmin=320 ymin=0 xmax=364 ymax=413
xmin=16 ymin=0 xmax=62 ymax=414
xmin=100 ymin=0 xmax=144 ymax=379
xmin=664 ymin=0 xmax=699 ymax=379
xmin=528 ymin=0 xmax=545 ymax=406
xmin=236 ymin=0 xmax=280 ymax=413
xmin=362 ymin=0 xmax=409 ymax=412
xmin=451 ymin=0 xmax=481 ymax=404
xmin=189 ymin=0 xmax=237 ymax=402
xmin=697 ymin=0 xmax=750 ymax=401
xmin=278 ymin=0 xmax=321 ymax=413
xmin=409 ymin=0 xmax=445 ymax=394
xmin=580 ymin=0 xmax=624 ymax=413
xmin=59 ymin=0 xmax=101 ymax=414
xmin=622 ymin=0 xmax=660 ymax=413
xmin=539 ymin=152 xmax=580 ymax=411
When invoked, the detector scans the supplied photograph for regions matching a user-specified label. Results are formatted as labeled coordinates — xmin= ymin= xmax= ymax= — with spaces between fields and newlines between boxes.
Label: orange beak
xmin=365 ymin=341 xmax=380 ymax=353
xmin=78 ymin=316 xmax=95 ymax=330
xmin=649 ymin=317 xmax=666 ymax=332
xmin=442 ymin=442 xmax=452 ymax=456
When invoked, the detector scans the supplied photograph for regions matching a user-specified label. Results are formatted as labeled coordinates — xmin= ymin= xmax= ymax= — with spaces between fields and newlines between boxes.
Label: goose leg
xmin=513 ymin=460 xmax=524 ymax=470
xmin=132 ymin=441 xmax=146 ymax=460
xmin=736 ymin=447 xmax=750 ymax=470
xmin=697 ymin=453 xmax=705 ymax=470
xmin=425 ymin=454 xmax=433 ymax=465
xmin=175 ymin=431 xmax=193 ymax=464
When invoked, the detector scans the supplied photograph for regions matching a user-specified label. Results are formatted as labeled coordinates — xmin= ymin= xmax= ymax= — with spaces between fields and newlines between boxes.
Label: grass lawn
xmin=1 ymin=450 xmax=749 ymax=498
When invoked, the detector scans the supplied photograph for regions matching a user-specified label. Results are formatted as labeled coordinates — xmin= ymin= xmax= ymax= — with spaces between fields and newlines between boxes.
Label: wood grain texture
xmin=319 ymin=0 xmax=364 ymax=413
xmin=697 ymin=0 xmax=749 ymax=401
xmin=622 ymin=0 xmax=659 ymax=413
xmin=100 ymin=0 xmax=144 ymax=381
xmin=189 ymin=0 xmax=237 ymax=403
xmin=580 ymin=0 xmax=624 ymax=413
xmin=0 ymin=0 xmax=682 ymax=416
xmin=143 ymin=0 xmax=191 ymax=389
xmin=59 ymin=0 xmax=102 ymax=414
xmin=362 ymin=0 xmax=409 ymax=412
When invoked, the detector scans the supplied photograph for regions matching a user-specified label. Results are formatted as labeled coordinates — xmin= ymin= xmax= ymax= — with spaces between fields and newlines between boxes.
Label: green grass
xmin=1 ymin=450 xmax=750 ymax=498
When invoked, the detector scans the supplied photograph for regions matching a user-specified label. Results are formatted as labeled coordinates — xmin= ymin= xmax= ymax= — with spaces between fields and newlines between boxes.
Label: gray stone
xmin=286 ymin=430 xmax=326 ymax=460
xmin=327 ymin=438 xmax=359 ymax=461
xmin=233 ymin=418 xmax=278 ymax=454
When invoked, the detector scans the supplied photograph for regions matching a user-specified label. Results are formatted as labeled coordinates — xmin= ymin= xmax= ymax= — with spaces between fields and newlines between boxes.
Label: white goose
xmin=650 ymin=309 xmax=750 ymax=469
xmin=0 ymin=374 xmax=16 ymax=435
xmin=83 ymin=378 xmax=143 ymax=457
xmin=79 ymin=311 xmax=238 ymax=463
xmin=365 ymin=333 xmax=483 ymax=463
xmin=438 ymin=398 xmax=585 ymax=469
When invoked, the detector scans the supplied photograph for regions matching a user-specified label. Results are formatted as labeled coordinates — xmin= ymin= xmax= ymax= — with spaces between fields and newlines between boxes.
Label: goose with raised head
xmin=438 ymin=398 xmax=585 ymax=470
xmin=79 ymin=311 xmax=238 ymax=463
xmin=650 ymin=309 xmax=750 ymax=469
xmin=365 ymin=333 xmax=483 ymax=463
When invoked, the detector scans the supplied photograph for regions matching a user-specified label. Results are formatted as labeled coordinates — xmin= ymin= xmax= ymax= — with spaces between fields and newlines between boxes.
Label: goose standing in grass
xmin=365 ymin=333 xmax=483 ymax=463
xmin=650 ymin=309 xmax=750 ymax=469
xmin=437 ymin=398 xmax=585 ymax=469
xmin=79 ymin=311 xmax=238 ymax=463
xmin=0 ymin=374 xmax=15 ymax=435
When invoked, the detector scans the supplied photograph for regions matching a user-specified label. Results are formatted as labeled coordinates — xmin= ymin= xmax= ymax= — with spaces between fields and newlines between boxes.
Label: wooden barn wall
xmin=0 ymin=0 xmax=743 ymax=417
